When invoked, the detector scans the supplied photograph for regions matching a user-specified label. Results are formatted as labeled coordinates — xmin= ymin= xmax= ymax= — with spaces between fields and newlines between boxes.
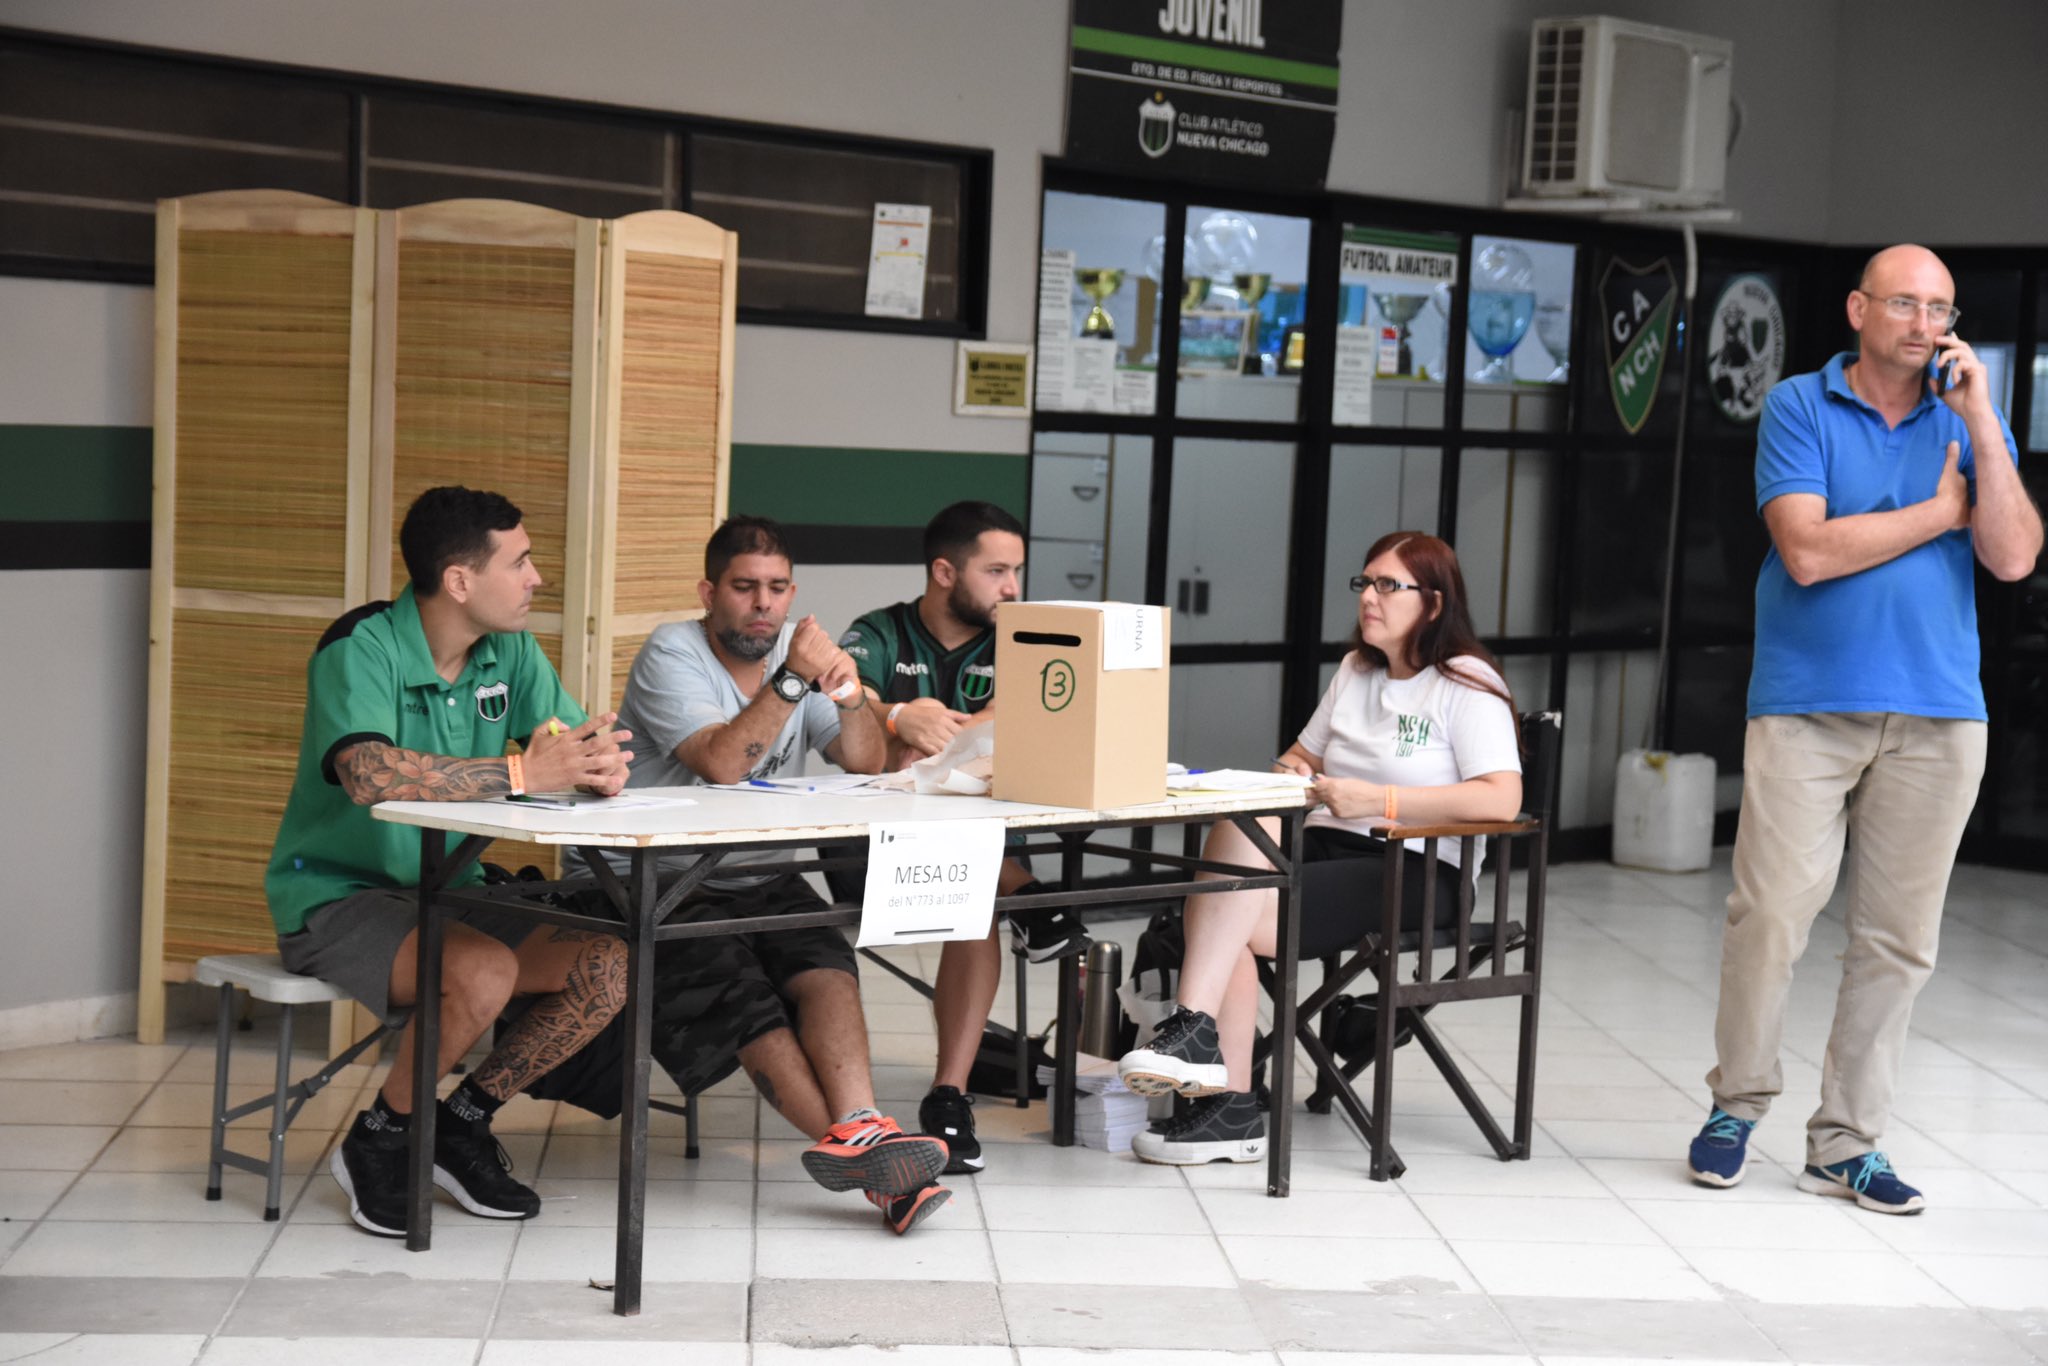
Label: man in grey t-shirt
xmin=537 ymin=516 xmax=953 ymax=1236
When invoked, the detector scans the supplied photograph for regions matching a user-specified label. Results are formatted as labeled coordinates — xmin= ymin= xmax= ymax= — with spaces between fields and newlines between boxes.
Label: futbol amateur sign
xmin=1065 ymin=0 xmax=1343 ymax=190
xmin=1601 ymin=256 xmax=1678 ymax=434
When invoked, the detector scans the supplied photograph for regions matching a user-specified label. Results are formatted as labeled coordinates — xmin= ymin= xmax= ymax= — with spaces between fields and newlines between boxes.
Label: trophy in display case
xmin=1075 ymin=267 xmax=1125 ymax=340
xmin=1370 ymin=291 xmax=1429 ymax=377
xmin=1182 ymin=275 xmax=1211 ymax=312
xmin=1534 ymin=298 xmax=1571 ymax=383
xmin=1231 ymin=272 xmax=1271 ymax=373
xmin=1468 ymin=241 xmax=1536 ymax=384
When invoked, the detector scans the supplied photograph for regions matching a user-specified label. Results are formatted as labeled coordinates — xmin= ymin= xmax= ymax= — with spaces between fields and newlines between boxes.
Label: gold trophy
xmin=1232 ymin=272 xmax=1272 ymax=373
xmin=1074 ymin=267 xmax=1125 ymax=340
xmin=1182 ymin=276 xmax=1211 ymax=312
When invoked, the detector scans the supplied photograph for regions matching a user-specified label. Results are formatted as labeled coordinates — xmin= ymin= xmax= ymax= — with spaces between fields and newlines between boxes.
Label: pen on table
xmin=747 ymin=778 xmax=815 ymax=793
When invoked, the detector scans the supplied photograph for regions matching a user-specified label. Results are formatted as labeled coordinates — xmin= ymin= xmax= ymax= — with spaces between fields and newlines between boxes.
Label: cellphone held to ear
xmin=1929 ymin=324 xmax=1957 ymax=395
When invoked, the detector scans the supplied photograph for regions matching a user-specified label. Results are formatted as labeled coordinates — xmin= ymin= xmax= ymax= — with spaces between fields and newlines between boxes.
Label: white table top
xmin=369 ymin=784 xmax=1308 ymax=848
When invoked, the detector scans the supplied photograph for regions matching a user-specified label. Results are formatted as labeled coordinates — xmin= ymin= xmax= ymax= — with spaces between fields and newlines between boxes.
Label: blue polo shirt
xmin=1749 ymin=352 xmax=2016 ymax=721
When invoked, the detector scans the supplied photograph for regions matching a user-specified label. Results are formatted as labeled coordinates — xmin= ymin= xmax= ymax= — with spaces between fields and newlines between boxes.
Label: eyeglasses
xmin=1857 ymin=290 xmax=1960 ymax=329
xmin=1350 ymin=574 xmax=1423 ymax=596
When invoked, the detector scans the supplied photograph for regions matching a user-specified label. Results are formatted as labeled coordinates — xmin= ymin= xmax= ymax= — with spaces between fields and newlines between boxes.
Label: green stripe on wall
xmin=1 ymin=425 xmax=151 ymax=521
xmin=729 ymin=445 xmax=1026 ymax=528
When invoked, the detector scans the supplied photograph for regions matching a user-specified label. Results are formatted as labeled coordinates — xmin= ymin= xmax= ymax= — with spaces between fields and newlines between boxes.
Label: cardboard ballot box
xmin=993 ymin=600 xmax=1169 ymax=809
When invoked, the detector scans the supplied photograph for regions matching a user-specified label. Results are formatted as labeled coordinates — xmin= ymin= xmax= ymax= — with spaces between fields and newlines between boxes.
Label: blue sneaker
xmin=1687 ymin=1107 xmax=1757 ymax=1187
xmin=1798 ymin=1151 xmax=1925 ymax=1215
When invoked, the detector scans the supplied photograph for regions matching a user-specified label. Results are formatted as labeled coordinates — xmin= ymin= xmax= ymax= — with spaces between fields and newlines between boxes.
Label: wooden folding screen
xmin=142 ymin=192 xmax=736 ymax=1043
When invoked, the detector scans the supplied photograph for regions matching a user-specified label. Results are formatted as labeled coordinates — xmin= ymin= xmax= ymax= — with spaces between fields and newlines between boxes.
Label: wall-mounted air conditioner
xmin=1521 ymin=15 xmax=1733 ymax=207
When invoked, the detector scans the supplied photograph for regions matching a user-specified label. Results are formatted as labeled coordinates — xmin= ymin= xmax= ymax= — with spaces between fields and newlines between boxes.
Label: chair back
xmin=1517 ymin=711 xmax=1563 ymax=824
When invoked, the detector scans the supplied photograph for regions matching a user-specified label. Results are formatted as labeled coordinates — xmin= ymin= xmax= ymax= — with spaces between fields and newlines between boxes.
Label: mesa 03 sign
xmin=1064 ymin=0 xmax=1343 ymax=190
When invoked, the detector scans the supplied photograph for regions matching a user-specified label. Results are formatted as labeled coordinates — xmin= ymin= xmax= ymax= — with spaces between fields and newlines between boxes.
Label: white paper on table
xmin=856 ymin=817 xmax=1005 ymax=946
xmin=863 ymin=203 xmax=930 ymax=320
xmin=1333 ymin=325 xmax=1376 ymax=424
xmin=1031 ymin=601 xmax=1165 ymax=671
xmin=488 ymin=791 xmax=694 ymax=813
xmin=1164 ymin=768 xmax=1314 ymax=793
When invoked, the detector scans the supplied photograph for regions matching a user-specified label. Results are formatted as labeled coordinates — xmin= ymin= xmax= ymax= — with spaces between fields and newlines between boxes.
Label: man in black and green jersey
xmin=838 ymin=500 xmax=1090 ymax=1175
xmin=267 ymin=486 xmax=635 ymax=1239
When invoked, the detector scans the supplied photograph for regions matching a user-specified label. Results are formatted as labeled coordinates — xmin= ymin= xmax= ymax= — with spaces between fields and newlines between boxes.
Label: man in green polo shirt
xmin=267 ymin=485 xmax=635 ymax=1239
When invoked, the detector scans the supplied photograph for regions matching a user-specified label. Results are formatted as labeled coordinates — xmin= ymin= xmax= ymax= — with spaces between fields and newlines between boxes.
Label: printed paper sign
xmin=864 ymin=203 xmax=930 ymax=320
xmin=1034 ymin=601 xmax=1166 ymax=671
xmin=856 ymin=819 xmax=1005 ymax=946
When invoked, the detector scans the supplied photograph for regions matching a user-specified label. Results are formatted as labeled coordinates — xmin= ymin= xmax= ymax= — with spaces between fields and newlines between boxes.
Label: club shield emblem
xmin=1138 ymin=93 xmax=1174 ymax=158
xmin=960 ymin=663 xmax=995 ymax=703
xmin=1706 ymin=274 xmax=1787 ymax=423
xmin=1600 ymin=256 xmax=1678 ymax=434
xmin=475 ymin=681 xmax=509 ymax=723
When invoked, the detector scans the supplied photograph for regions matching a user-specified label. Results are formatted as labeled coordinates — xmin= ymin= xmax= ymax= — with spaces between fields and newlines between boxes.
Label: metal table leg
xmin=1051 ymin=832 xmax=1082 ymax=1147
xmin=612 ymin=847 xmax=656 ymax=1316
xmin=407 ymin=827 xmax=442 ymax=1251
xmin=1267 ymin=810 xmax=1302 ymax=1198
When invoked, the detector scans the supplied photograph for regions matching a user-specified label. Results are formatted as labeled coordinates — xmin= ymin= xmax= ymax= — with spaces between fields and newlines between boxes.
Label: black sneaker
xmin=919 ymin=1085 xmax=984 ymax=1175
xmin=1131 ymin=1091 xmax=1267 ymax=1166
xmin=432 ymin=1103 xmax=540 ymax=1220
xmin=1117 ymin=1005 xmax=1228 ymax=1097
xmin=331 ymin=1111 xmax=410 ymax=1238
xmin=1009 ymin=905 xmax=1091 ymax=963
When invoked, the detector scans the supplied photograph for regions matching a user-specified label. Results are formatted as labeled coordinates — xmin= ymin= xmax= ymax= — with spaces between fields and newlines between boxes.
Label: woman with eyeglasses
xmin=1117 ymin=530 xmax=1522 ymax=1165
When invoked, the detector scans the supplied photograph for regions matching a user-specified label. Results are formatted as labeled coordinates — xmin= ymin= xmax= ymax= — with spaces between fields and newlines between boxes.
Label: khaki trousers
xmin=1708 ymin=711 xmax=1986 ymax=1167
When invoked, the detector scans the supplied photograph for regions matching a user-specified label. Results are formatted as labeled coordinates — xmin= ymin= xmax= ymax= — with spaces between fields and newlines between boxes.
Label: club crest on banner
xmin=1601 ymin=256 xmax=1678 ymax=434
xmin=1138 ymin=93 xmax=1175 ymax=158
xmin=1706 ymin=274 xmax=1786 ymax=423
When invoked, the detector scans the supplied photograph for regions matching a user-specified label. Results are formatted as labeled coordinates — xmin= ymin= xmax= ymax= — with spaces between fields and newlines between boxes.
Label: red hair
xmin=1347 ymin=531 xmax=1515 ymax=715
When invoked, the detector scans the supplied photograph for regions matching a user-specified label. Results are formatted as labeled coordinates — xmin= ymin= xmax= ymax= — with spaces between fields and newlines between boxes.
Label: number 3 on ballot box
xmin=1039 ymin=658 xmax=1076 ymax=712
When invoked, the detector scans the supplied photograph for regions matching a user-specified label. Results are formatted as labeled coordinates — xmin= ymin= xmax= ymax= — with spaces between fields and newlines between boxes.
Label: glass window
xmin=1556 ymin=649 xmax=1659 ymax=827
xmin=1170 ymin=663 xmax=1285 ymax=771
xmin=366 ymin=94 xmax=667 ymax=218
xmin=1165 ymin=438 xmax=1294 ymax=644
xmin=1333 ymin=224 xmax=1458 ymax=428
xmin=1463 ymin=235 xmax=1575 ymax=433
xmin=2032 ymin=274 xmax=2048 ymax=452
xmin=1027 ymin=431 xmax=1151 ymax=605
xmin=1323 ymin=445 xmax=1441 ymax=642
xmin=1946 ymin=269 xmax=2022 ymax=425
xmin=1571 ymin=449 xmax=1672 ymax=638
xmin=1456 ymin=448 xmax=1559 ymax=639
xmin=1175 ymin=206 xmax=1310 ymax=423
xmin=1034 ymin=190 xmax=1165 ymax=416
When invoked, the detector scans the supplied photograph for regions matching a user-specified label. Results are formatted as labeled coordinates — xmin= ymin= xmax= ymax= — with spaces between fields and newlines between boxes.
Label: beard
xmin=717 ymin=623 xmax=776 ymax=662
xmin=947 ymin=580 xmax=997 ymax=631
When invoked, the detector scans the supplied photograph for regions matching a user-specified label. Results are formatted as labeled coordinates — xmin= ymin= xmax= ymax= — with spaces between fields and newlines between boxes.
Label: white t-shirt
xmin=1296 ymin=652 xmax=1522 ymax=871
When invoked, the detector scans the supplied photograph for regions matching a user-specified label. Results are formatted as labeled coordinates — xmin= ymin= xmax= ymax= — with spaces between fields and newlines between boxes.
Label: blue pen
xmin=748 ymin=778 xmax=815 ymax=793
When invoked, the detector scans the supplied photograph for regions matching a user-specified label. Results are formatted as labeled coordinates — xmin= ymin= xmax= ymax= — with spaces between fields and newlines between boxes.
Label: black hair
xmin=704 ymin=514 xmax=792 ymax=582
xmin=400 ymin=486 xmax=523 ymax=597
xmin=922 ymin=500 xmax=1025 ymax=576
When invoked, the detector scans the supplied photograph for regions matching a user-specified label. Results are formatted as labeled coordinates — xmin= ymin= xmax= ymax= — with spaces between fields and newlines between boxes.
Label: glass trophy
xmin=1533 ymin=298 xmax=1571 ymax=383
xmin=1468 ymin=242 xmax=1536 ymax=384
xmin=1370 ymin=292 xmax=1429 ymax=377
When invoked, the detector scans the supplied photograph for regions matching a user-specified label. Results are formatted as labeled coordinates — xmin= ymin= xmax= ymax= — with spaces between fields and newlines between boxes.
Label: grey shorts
xmin=277 ymin=886 xmax=543 ymax=1027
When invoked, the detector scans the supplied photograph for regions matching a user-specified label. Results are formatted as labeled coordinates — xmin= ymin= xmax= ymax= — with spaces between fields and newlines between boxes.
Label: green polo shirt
xmin=264 ymin=586 xmax=584 ymax=935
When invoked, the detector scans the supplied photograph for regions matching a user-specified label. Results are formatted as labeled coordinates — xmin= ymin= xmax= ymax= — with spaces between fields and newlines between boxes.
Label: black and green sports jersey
xmin=838 ymin=600 xmax=997 ymax=712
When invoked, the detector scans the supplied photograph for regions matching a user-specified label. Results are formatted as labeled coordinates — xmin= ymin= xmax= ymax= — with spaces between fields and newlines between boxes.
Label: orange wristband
xmin=507 ymin=753 xmax=525 ymax=796
xmin=1383 ymin=784 xmax=1397 ymax=822
xmin=886 ymin=703 xmax=905 ymax=737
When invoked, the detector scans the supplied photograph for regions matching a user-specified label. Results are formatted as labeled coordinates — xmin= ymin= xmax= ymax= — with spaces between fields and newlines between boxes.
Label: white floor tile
xmin=522 ymin=1176 xmax=756 ymax=1228
xmin=257 ymin=1222 xmax=517 ymax=1279
xmin=0 ymin=1168 xmax=75 ymax=1220
xmin=978 ymin=1181 xmax=1209 ymax=1234
xmin=1450 ymin=1239 xmax=1719 ymax=1300
xmin=1196 ymin=1186 xmax=1436 ymax=1239
xmin=3 ymin=1219 xmax=275 ymax=1278
xmin=1410 ymin=1193 xmax=1661 ymax=1244
xmin=0 ymin=1125 xmax=117 ymax=1172
xmin=484 ymin=1345 xmax=749 ymax=1366
xmin=0 ymin=1042 xmax=188 ymax=1083
xmin=1021 ymin=1352 xmax=1280 ymax=1366
xmin=1855 ymin=1204 xmax=2048 ymax=1258
xmin=537 ymin=1133 xmax=753 ymax=1183
xmin=1912 ymin=1253 xmax=2048 ymax=1310
xmin=758 ymin=1348 xmax=1007 ymax=1366
xmin=755 ymin=1226 xmax=993 ymax=1281
xmin=0 ymin=1082 xmax=157 ymax=1128
xmin=0 ymin=1333 xmax=208 ymax=1365
xmin=962 ymin=1140 xmax=1193 ymax=1188
xmin=47 ymin=1169 xmax=308 ymax=1222
xmin=508 ymin=1225 xmax=752 ymax=1282
xmin=1222 ymin=1231 xmax=1478 ymax=1293
xmin=88 ymin=1125 xmax=331 ymax=1176
xmin=1389 ymin=1155 xmax=1610 ymax=1198
xmin=991 ymin=1229 xmax=1234 ymax=1287
xmin=1680 ymin=1245 xmax=1962 ymax=1308
xmin=203 ymin=1338 xmax=477 ymax=1365
xmin=1628 ymin=1196 xmax=1884 ymax=1250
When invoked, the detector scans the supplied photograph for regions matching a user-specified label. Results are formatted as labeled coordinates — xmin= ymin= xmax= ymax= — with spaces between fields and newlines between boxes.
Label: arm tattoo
xmin=744 ymin=741 xmax=765 ymax=761
xmin=340 ymin=740 xmax=510 ymax=805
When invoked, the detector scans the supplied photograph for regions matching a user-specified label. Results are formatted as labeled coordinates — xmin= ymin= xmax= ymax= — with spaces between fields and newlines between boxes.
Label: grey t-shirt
xmin=613 ymin=619 xmax=843 ymax=883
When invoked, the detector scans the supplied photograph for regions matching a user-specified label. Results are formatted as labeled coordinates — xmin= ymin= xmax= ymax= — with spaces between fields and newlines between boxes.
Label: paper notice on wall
xmin=1036 ymin=250 xmax=1077 ymax=409
xmin=1333 ymin=326 xmax=1376 ymax=424
xmin=1067 ymin=338 xmax=1116 ymax=412
xmin=1035 ymin=601 xmax=1165 ymax=671
xmin=1113 ymin=367 xmax=1156 ymax=415
xmin=864 ymin=203 xmax=930 ymax=319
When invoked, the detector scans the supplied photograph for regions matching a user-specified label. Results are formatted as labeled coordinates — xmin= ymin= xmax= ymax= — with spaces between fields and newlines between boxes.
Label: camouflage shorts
xmin=522 ymin=874 xmax=856 ymax=1117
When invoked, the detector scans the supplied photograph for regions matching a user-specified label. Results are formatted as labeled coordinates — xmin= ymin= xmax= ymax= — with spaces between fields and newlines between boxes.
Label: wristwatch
xmin=768 ymin=663 xmax=809 ymax=704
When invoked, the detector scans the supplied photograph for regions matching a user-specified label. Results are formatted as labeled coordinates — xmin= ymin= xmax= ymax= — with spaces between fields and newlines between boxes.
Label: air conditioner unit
xmin=1521 ymin=15 xmax=1733 ymax=207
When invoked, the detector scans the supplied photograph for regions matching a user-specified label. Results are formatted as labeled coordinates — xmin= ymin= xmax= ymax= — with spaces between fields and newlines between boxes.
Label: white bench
xmin=193 ymin=953 xmax=389 ymax=1220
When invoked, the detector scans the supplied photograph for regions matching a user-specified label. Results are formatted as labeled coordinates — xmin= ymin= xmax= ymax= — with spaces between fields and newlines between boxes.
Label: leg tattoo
xmin=746 ymin=1066 xmax=783 ymax=1116
xmin=470 ymin=929 xmax=628 ymax=1101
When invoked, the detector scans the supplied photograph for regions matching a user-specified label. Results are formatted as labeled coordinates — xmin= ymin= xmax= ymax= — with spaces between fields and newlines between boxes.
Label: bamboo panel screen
xmin=384 ymin=202 xmax=587 ymax=617
xmin=163 ymin=612 xmax=330 ymax=960
xmin=174 ymin=229 xmax=356 ymax=597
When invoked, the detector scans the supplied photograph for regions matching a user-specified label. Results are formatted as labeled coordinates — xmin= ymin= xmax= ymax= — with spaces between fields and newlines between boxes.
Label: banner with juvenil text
xmin=1064 ymin=0 xmax=1343 ymax=190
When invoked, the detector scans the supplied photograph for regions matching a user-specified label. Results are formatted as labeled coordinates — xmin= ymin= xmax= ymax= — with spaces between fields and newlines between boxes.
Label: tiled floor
xmin=2 ymin=854 xmax=2046 ymax=1364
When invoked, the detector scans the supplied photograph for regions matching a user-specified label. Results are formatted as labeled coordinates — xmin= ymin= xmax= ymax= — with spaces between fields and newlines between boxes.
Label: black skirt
xmin=1296 ymin=825 xmax=1470 ymax=960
